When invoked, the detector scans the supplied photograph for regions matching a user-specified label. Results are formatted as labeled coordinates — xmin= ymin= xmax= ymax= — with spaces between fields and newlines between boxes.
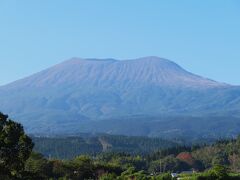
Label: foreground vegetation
xmin=2 ymin=113 xmax=240 ymax=179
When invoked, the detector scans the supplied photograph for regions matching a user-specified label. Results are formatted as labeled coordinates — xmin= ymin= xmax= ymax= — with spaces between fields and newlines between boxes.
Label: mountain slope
xmin=0 ymin=56 xmax=239 ymax=136
xmin=2 ymin=56 xmax=226 ymax=89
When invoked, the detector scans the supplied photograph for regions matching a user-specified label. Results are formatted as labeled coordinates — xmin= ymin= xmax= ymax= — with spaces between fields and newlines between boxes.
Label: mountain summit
xmin=5 ymin=56 xmax=226 ymax=89
xmin=0 ymin=56 xmax=239 ymax=135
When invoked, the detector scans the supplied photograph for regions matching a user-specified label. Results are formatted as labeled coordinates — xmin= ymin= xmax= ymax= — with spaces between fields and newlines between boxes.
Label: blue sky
xmin=0 ymin=0 xmax=240 ymax=85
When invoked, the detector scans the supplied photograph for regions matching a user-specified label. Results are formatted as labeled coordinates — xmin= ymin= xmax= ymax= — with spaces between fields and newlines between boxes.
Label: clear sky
xmin=0 ymin=0 xmax=240 ymax=85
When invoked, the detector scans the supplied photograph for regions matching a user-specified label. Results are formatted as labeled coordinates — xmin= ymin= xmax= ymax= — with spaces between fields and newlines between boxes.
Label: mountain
xmin=0 ymin=56 xmax=240 ymax=137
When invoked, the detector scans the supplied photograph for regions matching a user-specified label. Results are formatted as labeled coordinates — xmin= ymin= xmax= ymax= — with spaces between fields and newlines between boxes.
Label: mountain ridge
xmin=1 ymin=56 xmax=229 ymax=89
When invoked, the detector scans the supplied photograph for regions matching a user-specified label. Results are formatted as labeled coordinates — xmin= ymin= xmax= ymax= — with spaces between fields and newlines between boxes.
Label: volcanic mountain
xmin=0 ymin=56 xmax=239 ymax=136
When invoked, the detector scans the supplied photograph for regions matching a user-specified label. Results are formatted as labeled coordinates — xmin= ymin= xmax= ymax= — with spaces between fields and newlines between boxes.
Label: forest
xmin=32 ymin=135 xmax=179 ymax=159
xmin=1 ymin=112 xmax=240 ymax=180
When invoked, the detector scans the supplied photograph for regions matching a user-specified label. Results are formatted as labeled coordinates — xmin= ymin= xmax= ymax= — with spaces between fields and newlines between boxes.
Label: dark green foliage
xmin=208 ymin=165 xmax=229 ymax=179
xmin=96 ymin=152 xmax=147 ymax=172
xmin=99 ymin=173 xmax=117 ymax=180
xmin=32 ymin=136 xmax=102 ymax=159
xmin=33 ymin=134 xmax=178 ymax=159
xmin=146 ymin=145 xmax=192 ymax=160
xmin=153 ymin=173 xmax=172 ymax=180
xmin=64 ymin=155 xmax=94 ymax=180
xmin=0 ymin=112 xmax=33 ymax=179
xmin=192 ymin=137 xmax=240 ymax=170
xmin=148 ymin=155 xmax=190 ymax=173
xmin=25 ymin=152 xmax=53 ymax=179
xmin=100 ymin=134 xmax=178 ymax=154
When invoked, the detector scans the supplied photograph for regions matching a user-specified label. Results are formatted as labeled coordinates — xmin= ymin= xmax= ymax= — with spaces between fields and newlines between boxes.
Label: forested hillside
xmin=32 ymin=135 xmax=178 ymax=159
xmin=2 ymin=113 xmax=240 ymax=179
xmin=25 ymin=136 xmax=240 ymax=179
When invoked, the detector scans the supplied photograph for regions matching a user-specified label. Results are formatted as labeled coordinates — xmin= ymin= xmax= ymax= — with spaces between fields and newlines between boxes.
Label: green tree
xmin=50 ymin=159 xmax=67 ymax=179
xmin=100 ymin=173 xmax=117 ymax=180
xmin=0 ymin=112 xmax=33 ymax=179
xmin=148 ymin=155 xmax=190 ymax=173
xmin=25 ymin=152 xmax=52 ymax=179
xmin=66 ymin=155 xmax=94 ymax=180
xmin=208 ymin=165 xmax=229 ymax=180
xmin=212 ymin=152 xmax=229 ymax=166
xmin=154 ymin=173 xmax=172 ymax=180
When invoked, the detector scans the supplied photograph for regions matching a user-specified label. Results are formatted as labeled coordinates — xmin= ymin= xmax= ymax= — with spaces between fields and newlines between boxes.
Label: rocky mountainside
xmin=0 ymin=56 xmax=239 ymax=136
xmin=3 ymin=56 xmax=226 ymax=88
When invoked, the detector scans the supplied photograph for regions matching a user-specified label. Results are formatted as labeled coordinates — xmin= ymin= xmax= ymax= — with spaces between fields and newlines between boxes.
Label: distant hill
xmin=0 ymin=56 xmax=240 ymax=137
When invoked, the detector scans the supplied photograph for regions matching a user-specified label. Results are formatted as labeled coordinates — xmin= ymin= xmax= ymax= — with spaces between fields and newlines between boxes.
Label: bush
xmin=100 ymin=173 xmax=117 ymax=180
